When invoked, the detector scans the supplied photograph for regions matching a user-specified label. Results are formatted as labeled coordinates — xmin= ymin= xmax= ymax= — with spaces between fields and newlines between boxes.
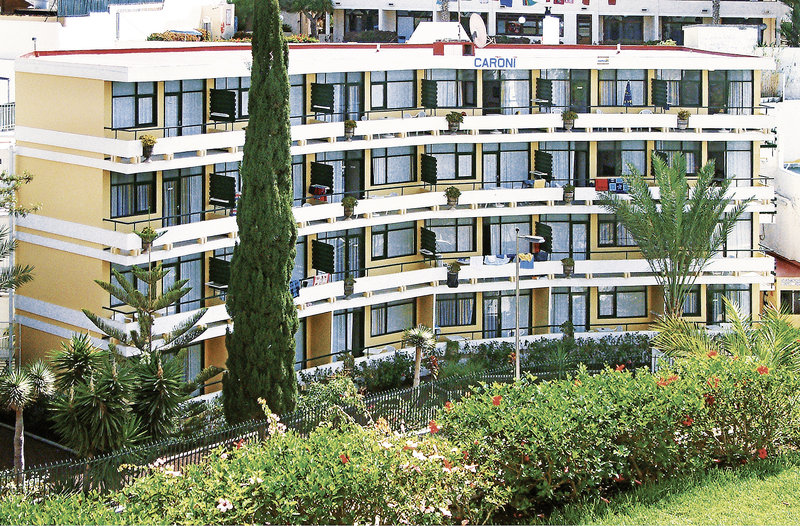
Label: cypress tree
xmin=223 ymin=0 xmax=299 ymax=422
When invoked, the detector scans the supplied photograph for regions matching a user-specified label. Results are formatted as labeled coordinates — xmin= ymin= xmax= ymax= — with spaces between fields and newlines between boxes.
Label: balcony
xmin=0 ymin=103 xmax=13 ymax=133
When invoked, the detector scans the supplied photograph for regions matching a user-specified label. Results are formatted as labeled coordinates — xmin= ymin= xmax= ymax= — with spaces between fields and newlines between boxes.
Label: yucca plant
xmin=599 ymin=153 xmax=749 ymax=318
xmin=402 ymin=325 xmax=436 ymax=388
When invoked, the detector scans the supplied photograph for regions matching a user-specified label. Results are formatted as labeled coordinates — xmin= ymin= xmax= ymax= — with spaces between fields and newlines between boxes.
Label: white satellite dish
xmin=470 ymin=13 xmax=488 ymax=48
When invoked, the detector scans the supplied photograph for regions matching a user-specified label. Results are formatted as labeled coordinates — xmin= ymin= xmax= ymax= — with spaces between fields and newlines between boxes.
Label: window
xmin=164 ymin=79 xmax=205 ymax=137
xmin=540 ymin=69 xmax=590 ymax=112
xmin=598 ymin=286 xmax=647 ymax=318
xmin=315 ymin=72 xmax=364 ymax=122
xmin=289 ymin=75 xmax=305 ymax=126
xmin=707 ymin=141 xmax=752 ymax=183
xmin=540 ymin=214 xmax=589 ymax=260
xmin=110 ymin=172 xmax=155 ymax=218
xmin=215 ymin=76 xmax=250 ymax=119
xmin=654 ymin=141 xmax=701 ymax=175
xmin=598 ymin=214 xmax=636 ymax=247
xmin=482 ymin=143 xmax=529 ymax=188
xmin=425 ymin=218 xmax=475 ymax=253
xmin=333 ymin=307 xmax=364 ymax=359
xmin=719 ymin=213 xmax=752 ymax=258
xmin=427 ymin=69 xmax=476 ymax=107
xmin=371 ymin=70 xmax=415 ymax=110
xmin=708 ymin=284 xmax=751 ymax=323
xmin=598 ymin=70 xmax=646 ymax=106
xmin=437 ymin=293 xmax=476 ymax=327
xmin=538 ymin=141 xmax=589 ymax=187
xmin=162 ymin=254 xmax=204 ymax=314
xmin=483 ymin=290 xmax=531 ymax=338
xmin=597 ymin=140 xmax=646 ymax=178
xmin=551 ymin=287 xmax=589 ymax=332
xmin=683 ymin=285 xmax=701 ymax=317
xmin=292 ymin=155 xmax=305 ymax=203
xmin=482 ymin=70 xmax=531 ymax=115
xmin=292 ymin=238 xmax=307 ymax=283
xmin=425 ymin=144 xmax=474 ymax=180
xmin=371 ymin=147 xmax=415 ymax=185
xmin=709 ymin=70 xmax=753 ymax=115
xmin=657 ymin=70 xmax=702 ymax=107
xmin=372 ymin=221 xmax=416 ymax=260
xmin=316 ymin=228 xmax=364 ymax=280
xmin=602 ymin=16 xmax=643 ymax=42
xmin=214 ymin=162 xmax=241 ymax=193
xmin=780 ymin=290 xmax=800 ymax=315
xmin=496 ymin=13 xmax=563 ymax=37
xmin=484 ymin=215 xmax=530 ymax=255
xmin=371 ymin=299 xmax=415 ymax=336
xmin=294 ymin=318 xmax=306 ymax=371
xmin=162 ymin=167 xmax=203 ymax=226
xmin=111 ymin=81 xmax=156 ymax=129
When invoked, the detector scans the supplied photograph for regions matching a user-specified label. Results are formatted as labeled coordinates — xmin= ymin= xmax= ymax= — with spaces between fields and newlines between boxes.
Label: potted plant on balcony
xmin=561 ymin=257 xmax=575 ymax=277
xmin=342 ymin=195 xmax=358 ymax=219
xmin=445 ymin=185 xmax=461 ymax=208
xmin=446 ymin=261 xmax=461 ymax=288
xmin=140 ymin=134 xmax=157 ymax=161
xmin=135 ymin=225 xmax=161 ymax=252
xmin=677 ymin=109 xmax=691 ymax=130
xmin=446 ymin=111 xmax=465 ymax=133
xmin=561 ymin=110 xmax=578 ymax=131
xmin=563 ymin=184 xmax=575 ymax=204
xmin=343 ymin=273 xmax=356 ymax=297
xmin=344 ymin=119 xmax=357 ymax=140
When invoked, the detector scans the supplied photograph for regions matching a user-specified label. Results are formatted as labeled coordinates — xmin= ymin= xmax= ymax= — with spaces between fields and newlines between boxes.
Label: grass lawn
xmin=544 ymin=454 xmax=800 ymax=525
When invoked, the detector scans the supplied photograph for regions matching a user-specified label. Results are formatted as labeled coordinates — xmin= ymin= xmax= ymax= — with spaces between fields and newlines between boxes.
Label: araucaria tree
xmin=223 ymin=0 xmax=299 ymax=422
xmin=599 ymin=153 xmax=748 ymax=318
xmin=279 ymin=0 xmax=333 ymax=39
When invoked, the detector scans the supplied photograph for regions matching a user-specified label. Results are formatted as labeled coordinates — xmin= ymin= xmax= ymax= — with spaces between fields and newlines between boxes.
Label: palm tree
xmin=653 ymin=298 xmax=800 ymax=372
xmin=599 ymin=153 xmax=749 ymax=318
xmin=0 ymin=361 xmax=54 ymax=476
xmin=402 ymin=325 xmax=435 ymax=388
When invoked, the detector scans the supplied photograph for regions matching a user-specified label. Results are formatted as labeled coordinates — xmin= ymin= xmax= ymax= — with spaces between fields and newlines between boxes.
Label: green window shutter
xmin=312 ymin=240 xmax=335 ymax=274
xmin=421 ymin=154 xmax=438 ymax=184
xmin=310 ymin=162 xmax=335 ymax=189
xmin=209 ymin=257 xmax=231 ymax=286
xmin=535 ymin=78 xmax=553 ymax=106
xmin=310 ymin=83 xmax=335 ymax=113
xmin=209 ymin=173 xmax=237 ymax=207
xmin=535 ymin=222 xmax=553 ymax=253
xmin=651 ymin=79 xmax=668 ymax=109
xmin=420 ymin=227 xmax=437 ymax=255
xmin=421 ymin=79 xmax=438 ymax=109
xmin=209 ymin=89 xmax=237 ymax=122
xmin=534 ymin=150 xmax=553 ymax=182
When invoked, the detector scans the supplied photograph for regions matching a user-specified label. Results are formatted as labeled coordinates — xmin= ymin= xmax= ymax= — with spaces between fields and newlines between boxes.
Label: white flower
xmin=412 ymin=451 xmax=427 ymax=461
xmin=439 ymin=507 xmax=452 ymax=518
xmin=405 ymin=440 xmax=418 ymax=449
xmin=464 ymin=464 xmax=477 ymax=473
xmin=248 ymin=476 xmax=263 ymax=485
xmin=220 ymin=453 xmax=228 ymax=460
xmin=216 ymin=498 xmax=233 ymax=512
xmin=380 ymin=440 xmax=393 ymax=449
xmin=428 ymin=454 xmax=445 ymax=461
xmin=164 ymin=470 xmax=182 ymax=477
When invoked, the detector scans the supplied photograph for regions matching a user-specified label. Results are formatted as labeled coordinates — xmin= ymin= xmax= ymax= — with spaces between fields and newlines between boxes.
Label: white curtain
xmin=543 ymin=69 xmax=568 ymax=111
xmin=726 ymin=142 xmax=752 ymax=182
xmin=726 ymin=213 xmax=752 ymax=258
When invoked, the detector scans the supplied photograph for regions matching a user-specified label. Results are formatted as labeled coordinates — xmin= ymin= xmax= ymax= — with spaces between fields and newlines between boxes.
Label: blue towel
xmin=500 ymin=0 xmax=513 ymax=6
xmin=289 ymin=279 xmax=301 ymax=298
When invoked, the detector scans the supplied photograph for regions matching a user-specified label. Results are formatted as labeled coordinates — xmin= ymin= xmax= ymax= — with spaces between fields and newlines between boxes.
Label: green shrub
xmin=297 ymin=374 xmax=366 ymax=415
xmin=344 ymin=30 xmax=397 ymax=43
xmin=354 ymin=353 xmax=414 ymax=392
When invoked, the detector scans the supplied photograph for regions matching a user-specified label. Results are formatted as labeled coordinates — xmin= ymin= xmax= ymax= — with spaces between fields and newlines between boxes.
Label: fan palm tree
xmin=403 ymin=325 xmax=436 ymax=388
xmin=599 ymin=153 xmax=749 ymax=318
xmin=0 ymin=361 xmax=54 ymax=476
xmin=653 ymin=297 xmax=800 ymax=372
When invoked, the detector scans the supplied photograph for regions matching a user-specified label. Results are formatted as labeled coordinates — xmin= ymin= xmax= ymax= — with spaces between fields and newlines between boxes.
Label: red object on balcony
xmin=608 ymin=0 xmax=615 ymax=4
xmin=595 ymin=178 xmax=609 ymax=191
xmin=583 ymin=0 xmax=590 ymax=4
xmin=433 ymin=42 xmax=445 ymax=56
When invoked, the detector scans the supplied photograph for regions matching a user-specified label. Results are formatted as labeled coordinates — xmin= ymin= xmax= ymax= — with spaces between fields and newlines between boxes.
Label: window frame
xmin=425 ymin=217 xmax=476 ymax=253
xmin=597 ymin=214 xmax=637 ymax=248
xmin=426 ymin=69 xmax=477 ymax=108
xmin=370 ymin=299 xmax=416 ymax=337
xmin=110 ymin=172 xmax=156 ymax=218
xmin=111 ymin=81 xmax=157 ymax=129
xmin=370 ymin=70 xmax=416 ymax=110
xmin=371 ymin=146 xmax=416 ymax=185
xmin=425 ymin=143 xmax=475 ymax=181
xmin=597 ymin=140 xmax=646 ymax=178
xmin=682 ymin=285 xmax=702 ymax=317
xmin=598 ymin=286 xmax=648 ymax=319
xmin=597 ymin=69 xmax=647 ymax=107
xmin=214 ymin=77 xmax=250 ymax=119
xmin=780 ymin=290 xmax=800 ymax=315
xmin=436 ymin=293 xmax=477 ymax=327
xmin=371 ymin=221 xmax=417 ymax=260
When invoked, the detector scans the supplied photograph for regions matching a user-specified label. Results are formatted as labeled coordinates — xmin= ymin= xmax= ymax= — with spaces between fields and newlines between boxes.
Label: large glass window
xmin=598 ymin=214 xmax=636 ymax=247
xmin=332 ymin=307 xmax=364 ymax=359
xmin=111 ymin=81 xmax=156 ymax=129
xmin=425 ymin=218 xmax=475 ymax=253
xmin=164 ymin=79 xmax=204 ymax=137
xmin=214 ymin=76 xmax=250 ymax=119
xmin=597 ymin=140 xmax=646 ymax=178
xmin=425 ymin=144 xmax=474 ymax=180
xmin=289 ymin=74 xmax=305 ymax=126
xmin=110 ymin=172 xmax=155 ymax=218
xmin=162 ymin=254 xmax=204 ymax=314
xmin=780 ymin=290 xmax=800 ymax=315
xmin=214 ymin=161 xmax=241 ymax=194
xmin=371 ymin=70 xmax=415 ymax=110
xmin=657 ymin=70 xmax=702 ymax=107
xmin=481 ymin=70 xmax=531 ymax=114
xmin=292 ymin=155 xmax=305 ymax=204
xmin=683 ymin=285 xmax=701 ymax=317
xmin=162 ymin=167 xmax=203 ymax=226
xmin=437 ymin=293 xmax=476 ymax=327
xmin=496 ymin=13 xmax=563 ymax=37
xmin=708 ymin=284 xmax=751 ymax=323
xmin=719 ymin=213 xmax=752 ymax=258
xmin=371 ymin=147 xmax=415 ymax=185
xmin=427 ymin=69 xmax=476 ymax=108
xmin=598 ymin=286 xmax=647 ymax=318
xmin=538 ymin=141 xmax=589 ymax=187
xmin=371 ymin=221 xmax=416 ymax=260
xmin=371 ymin=300 xmax=415 ymax=336
xmin=598 ymin=70 xmax=646 ymax=106
xmin=483 ymin=215 xmax=530 ymax=255
xmin=551 ymin=287 xmax=589 ymax=332
xmin=483 ymin=290 xmax=531 ymax=338
xmin=707 ymin=141 xmax=752 ymax=183
xmin=540 ymin=214 xmax=589 ymax=260
xmin=540 ymin=69 xmax=589 ymax=112
xmin=315 ymin=150 xmax=364 ymax=203
xmin=709 ymin=70 xmax=753 ymax=115
xmin=292 ymin=238 xmax=306 ymax=284
xmin=482 ymin=142 xmax=529 ymax=188
xmin=316 ymin=228 xmax=364 ymax=280
xmin=315 ymin=72 xmax=364 ymax=122
xmin=654 ymin=141 xmax=701 ymax=175
xmin=602 ymin=16 xmax=643 ymax=42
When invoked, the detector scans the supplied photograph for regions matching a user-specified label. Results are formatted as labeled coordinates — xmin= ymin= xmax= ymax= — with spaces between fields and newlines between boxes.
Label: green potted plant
xmin=445 ymin=111 xmax=465 ymax=133
xmin=342 ymin=195 xmax=358 ymax=218
xmin=343 ymin=273 xmax=356 ymax=297
xmin=140 ymin=134 xmax=157 ymax=161
xmin=444 ymin=185 xmax=461 ymax=208
xmin=563 ymin=184 xmax=575 ymax=203
xmin=561 ymin=110 xmax=578 ymax=131
xmin=561 ymin=257 xmax=575 ymax=277
xmin=677 ymin=109 xmax=691 ymax=130
xmin=135 ymin=225 xmax=161 ymax=252
xmin=560 ymin=319 xmax=575 ymax=340
xmin=446 ymin=261 xmax=461 ymax=288
xmin=344 ymin=119 xmax=357 ymax=140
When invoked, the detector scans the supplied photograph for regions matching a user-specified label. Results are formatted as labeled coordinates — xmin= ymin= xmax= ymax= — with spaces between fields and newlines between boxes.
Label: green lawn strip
xmin=545 ymin=454 xmax=800 ymax=526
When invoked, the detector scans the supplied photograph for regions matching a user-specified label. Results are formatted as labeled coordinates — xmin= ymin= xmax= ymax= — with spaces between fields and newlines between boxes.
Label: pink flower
xmin=600 ymin=497 xmax=610 ymax=504
xmin=216 ymin=498 xmax=233 ymax=512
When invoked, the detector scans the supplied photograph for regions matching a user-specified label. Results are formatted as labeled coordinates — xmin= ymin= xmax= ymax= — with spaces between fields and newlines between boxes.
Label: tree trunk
xmin=309 ymin=13 xmax=319 ymax=39
xmin=14 ymin=408 xmax=24 ymax=484
xmin=712 ymin=0 xmax=721 ymax=24
xmin=413 ymin=346 xmax=422 ymax=388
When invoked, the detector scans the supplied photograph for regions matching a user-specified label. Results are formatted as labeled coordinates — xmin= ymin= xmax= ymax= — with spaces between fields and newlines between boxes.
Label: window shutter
xmin=651 ymin=79 xmax=668 ymax=109
xmin=420 ymin=227 xmax=437 ymax=256
xmin=310 ymin=83 xmax=335 ymax=113
xmin=312 ymin=240 xmax=335 ymax=274
xmin=208 ymin=257 xmax=231 ymax=286
xmin=535 ymin=78 xmax=553 ymax=106
xmin=535 ymin=222 xmax=553 ymax=253
xmin=421 ymin=79 xmax=438 ymax=109
xmin=209 ymin=89 xmax=237 ymax=122
xmin=310 ymin=162 xmax=334 ymax=189
xmin=534 ymin=150 xmax=553 ymax=182
xmin=209 ymin=173 xmax=237 ymax=207
xmin=421 ymin=154 xmax=438 ymax=184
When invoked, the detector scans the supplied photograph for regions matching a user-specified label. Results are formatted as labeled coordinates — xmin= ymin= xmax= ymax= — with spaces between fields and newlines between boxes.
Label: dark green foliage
xmin=223 ymin=0 xmax=299 ymax=422
xmin=298 ymin=353 xmax=414 ymax=393
xmin=279 ymin=0 xmax=333 ymax=38
xmin=781 ymin=1 xmax=800 ymax=46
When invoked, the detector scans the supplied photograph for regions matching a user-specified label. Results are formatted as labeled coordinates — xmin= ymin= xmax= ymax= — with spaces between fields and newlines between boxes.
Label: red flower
xmin=600 ymin=497 xmax=610 ymax=504
xmin=444 ymin=401 xmax=453 ymax=412
xmin=613 ymin=474 xmax=625 ymax=483
xmin=682 ymin=416 xmax=694 ymax=427
xmin=758 ymin=448 xmax=768 ymax=459
xmin=522 ymin=454 xmax=530 ymax=463
xmin=741 ymin=458 xmax=748 ymax=465
xmin=657 ymin=378 xmax=668 ymax=387
xmin=707 ymin=350 xmax=718 ymax=358
xmin=615 ymin=364 xmax=625 ymax=372
xmin=340 ymin=454 xmax=349 ymax=464
xmin=443 ymin=459 xmax=452 ymax=469
xmin=508 ymin=352 xmax=516 ymax=364
xmin=634 ymin=479 xmax=642 ymax=485
xmin=668 ymin=375 xmax=678 ymax=382
xmin=757 ymin=365 xmax=769 ymax=375
xmin=707 ymin=377 xmax=720 ymax=389
xmin=704 ymin=393 xmax=716 ymax=406
xmin=462 ymin=450 xmax=469 ymax=459
xmin=492 ymin=395 xmax=502 ymax=406
xmin=574 ymin=379 xmax=582 ymax=386
xmin=429 ymin=420 xmax=440 ymax=434
xmin=234 ymin=439 xmax=244 ymax=450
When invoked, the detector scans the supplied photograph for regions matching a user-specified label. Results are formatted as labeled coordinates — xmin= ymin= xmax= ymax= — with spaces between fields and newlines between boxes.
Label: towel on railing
xmin=518 ymin=253 xmax=535 ymax=269
xmin=484 ymin=255 xmax=510 ymax=265
xmin=312 ymin=273 xmax=330 ymax=286
xmin=289 ymin=279 xmax=301 ymax=298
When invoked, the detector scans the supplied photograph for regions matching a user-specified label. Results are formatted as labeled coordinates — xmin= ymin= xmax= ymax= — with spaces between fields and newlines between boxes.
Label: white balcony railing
xmin=0 ymin=103 xmax=13 ymax=132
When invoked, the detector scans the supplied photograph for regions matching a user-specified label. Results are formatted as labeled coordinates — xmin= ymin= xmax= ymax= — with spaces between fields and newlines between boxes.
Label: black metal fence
xmin=0 ymin=358 xmax=648 ymax=497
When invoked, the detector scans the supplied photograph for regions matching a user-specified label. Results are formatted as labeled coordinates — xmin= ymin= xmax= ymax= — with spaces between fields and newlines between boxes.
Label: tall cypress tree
xmin=223 ymin=0 xmax=299 ymax=422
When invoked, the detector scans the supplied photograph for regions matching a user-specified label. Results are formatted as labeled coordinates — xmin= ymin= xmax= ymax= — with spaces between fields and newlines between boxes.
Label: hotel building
xmin=12 ymin=40 xmax=776 ymax=387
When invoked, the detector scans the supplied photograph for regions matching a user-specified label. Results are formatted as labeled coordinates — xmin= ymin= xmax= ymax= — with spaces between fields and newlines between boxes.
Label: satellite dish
xmin=470 ymin=13 xmax=488 ymax=48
